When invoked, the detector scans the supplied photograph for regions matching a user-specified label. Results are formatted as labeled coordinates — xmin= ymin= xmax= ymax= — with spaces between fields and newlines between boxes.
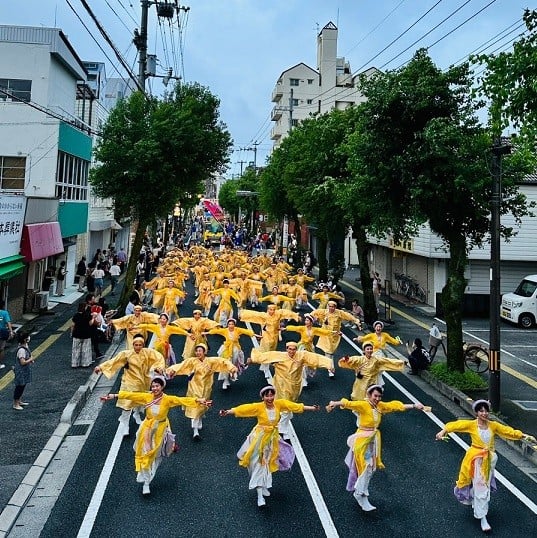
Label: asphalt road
xmin=1 ymin=271 xmax=536 ymax=537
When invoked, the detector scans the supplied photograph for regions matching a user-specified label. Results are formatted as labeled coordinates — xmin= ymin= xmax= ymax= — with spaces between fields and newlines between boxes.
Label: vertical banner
xmin=0 ymin=193 xmax=26 ymax=258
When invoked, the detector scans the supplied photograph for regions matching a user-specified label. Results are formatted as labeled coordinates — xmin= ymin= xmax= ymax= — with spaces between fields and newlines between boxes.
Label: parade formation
xmin=88 ymin=241 xmax=535 ymax=535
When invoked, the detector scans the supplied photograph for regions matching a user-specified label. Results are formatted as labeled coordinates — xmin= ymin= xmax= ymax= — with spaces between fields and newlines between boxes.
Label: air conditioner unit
xmin=34 ymin=291 xmax=49 ymax=310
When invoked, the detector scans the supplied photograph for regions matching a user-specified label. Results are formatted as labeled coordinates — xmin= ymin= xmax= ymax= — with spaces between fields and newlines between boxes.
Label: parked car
xmin=500 ymin=274 xmax=537 ymax=328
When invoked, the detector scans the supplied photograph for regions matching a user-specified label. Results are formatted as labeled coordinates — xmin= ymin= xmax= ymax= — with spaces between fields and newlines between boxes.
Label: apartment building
xmin=271 ymin=22 xmax=374 ymax=148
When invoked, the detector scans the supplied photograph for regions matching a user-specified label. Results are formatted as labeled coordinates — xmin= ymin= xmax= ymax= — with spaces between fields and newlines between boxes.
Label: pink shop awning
xmin=21 ymin=222 xmax=64 ymax=262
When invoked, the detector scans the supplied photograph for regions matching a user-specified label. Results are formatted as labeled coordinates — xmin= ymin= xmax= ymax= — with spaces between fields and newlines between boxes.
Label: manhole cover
xmin=512 ymin=400 xmax=537 ymax=411
xmin=66 ymin=423 xmax=90 ymax=436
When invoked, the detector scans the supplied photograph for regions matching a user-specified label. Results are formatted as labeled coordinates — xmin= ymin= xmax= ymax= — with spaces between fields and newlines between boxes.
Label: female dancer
xmin=327 ymin=385 xmax=424 ymax=512
xmin=101 ymin=376 xmax=210 ymax=495
xmin=355 ymin=320 xmax=402 ymax=356
xmin=153 ymin=279 xmax=186 ymax=320
xmin=167 ymin=343 xmax=237 ymax=440
xmin=138 ymin=313 xmax=189 ymax=366
xmin=285 ymin=313 xmax=334 ymax=386
xmin=174 ymin=309 xmax=219 ymax=360
xmin=219 ymin=385 xmax=319 ymax=507
xmin=435 ymin=400 xmax=535 ymax=533
xmin=211 ymin=279 xmax=241 ymax=326
xmin=206 ymin=318 xmax=257 ymax=389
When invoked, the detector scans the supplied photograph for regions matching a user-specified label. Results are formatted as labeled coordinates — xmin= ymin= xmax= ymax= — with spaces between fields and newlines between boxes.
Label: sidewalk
xmin=0 ymin=277 xmax=126 ymax=524
xmin=339 ymin=266 xmax=537 ymax=465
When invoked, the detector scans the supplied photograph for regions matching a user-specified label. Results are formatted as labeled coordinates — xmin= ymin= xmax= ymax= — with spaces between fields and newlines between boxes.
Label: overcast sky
xmin=0 ymin=0 xmax=531 ymax=177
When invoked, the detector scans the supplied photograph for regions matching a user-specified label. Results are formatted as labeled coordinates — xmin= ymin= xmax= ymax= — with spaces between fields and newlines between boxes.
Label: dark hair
xmin=414 ymin=338 xmax=424 ymax=348
xmin=474 ymin=401 xmax=490 ymax=413
xmin=151 ymin=377 xmax=165 ymax=387
xmin=17 ymin=331 xmax=29 ymax=344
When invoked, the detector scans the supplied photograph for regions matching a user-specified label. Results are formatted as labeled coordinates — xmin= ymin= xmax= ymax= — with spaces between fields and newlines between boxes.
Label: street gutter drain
xmin=512 ymin=400 xmax=537 ymax=411
xmin=66 ymin=424 xmax=90 ymax=436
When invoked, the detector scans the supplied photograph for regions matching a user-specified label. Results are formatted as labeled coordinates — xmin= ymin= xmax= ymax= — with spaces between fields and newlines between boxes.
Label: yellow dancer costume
xmin=211 ymin=284 xmax=241 ymax=325
xmin=118 ymin=390 xmax=198 ymax=472
xmin=338 ymin=353 xmax=404 ymax=400
xmin=137 ymin=319 xmax=189 ymax=366
xmin=249 ymin=346 xmax=332 ymax=402
xmin=194 ymin=274 xmax=214 ymax=315
xmin=311 ymin=304 xmax=360 ymax=355
xmin=356 ymin=321 xmax=402 ymax=356
xmin=312 ymin=290 xmax=342 ymax=309
xmin=174 ymin=311 xmax=219 ymax=359
xmin=240 ymin=306 xmax=299 ymax=352
xmin=284 ymin=323 xmax=333 ymax=352
xmin=153 ymin=282 xmax=186 ymax=319
xmin=167 ymin=343 xmax=237 ymax=437
xmin=97 ymin=348 xmax=166 ymax=411
xmin=219 ymin=386 xmax=319 ymax=507
xmin=111 ymin=308 xmax=159 ymax=349
xmin=259 ymin=292 xmax=294 ymax=309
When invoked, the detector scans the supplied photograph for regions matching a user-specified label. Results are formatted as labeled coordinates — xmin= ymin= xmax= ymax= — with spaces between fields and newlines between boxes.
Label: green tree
xmin=91 ymin=84 xmax=231 ymax=308
xmin=345 ymin=50 xmax=533 ymax=371
xmin=260 ymin=111 xmax=351 ymax=280
xmin=473 ymin=9 xmax=537 ymax=138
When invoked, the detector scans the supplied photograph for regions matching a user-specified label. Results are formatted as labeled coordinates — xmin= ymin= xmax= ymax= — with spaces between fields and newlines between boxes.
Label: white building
xmin=364 ymin=177 xmax=537 ymax=316
xmin=271 ymin=22 xmax=375 ymax=148
xmin=0 ymin=26 xmax=93 ymax=315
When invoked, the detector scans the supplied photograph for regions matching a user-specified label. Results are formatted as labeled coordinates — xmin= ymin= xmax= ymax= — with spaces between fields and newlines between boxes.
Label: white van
xmin=500 ymin=274 xmax=537 ymax=328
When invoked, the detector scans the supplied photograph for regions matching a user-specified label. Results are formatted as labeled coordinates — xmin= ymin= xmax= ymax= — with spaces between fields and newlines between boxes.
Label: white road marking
xmin=244 ymin=318 xmax=339 ymax=537
xmin=77 ymin=427 xmax=125 ymax=538
xmin=386 ymin=372 xmax=537 ymax=515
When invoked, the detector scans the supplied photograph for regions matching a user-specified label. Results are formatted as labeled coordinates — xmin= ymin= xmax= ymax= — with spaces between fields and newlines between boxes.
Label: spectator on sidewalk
xmin=13 ymin=332 xmax=34 ymax=410
xmin=42 ymin=267 xmax=55 ymax=296
xmin=116 ymin=247 xmax=127 ymax=273
xmin=76 ymin=256 xmax=87 ymax=292
xmin=0 ymin=300 xmax=15 ymax=369
xmin=92 ymin=263 xmax=105 ymax=297
xmin=109 ymin=260 xmax=121 ymax=295
xmin=372 ymin=272 xmax=382 ymax=314
xmin=55 ymin=261 xmax=67 ymax=296
xmin=71 ymin=302 xmax=95 ymax=368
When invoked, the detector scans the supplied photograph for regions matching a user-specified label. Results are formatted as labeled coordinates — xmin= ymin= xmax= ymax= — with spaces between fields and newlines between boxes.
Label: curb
xmin=0 ymin=334 xmax=124 ymax=537
xmin=340 ymin=274 xmax=537 ymax=468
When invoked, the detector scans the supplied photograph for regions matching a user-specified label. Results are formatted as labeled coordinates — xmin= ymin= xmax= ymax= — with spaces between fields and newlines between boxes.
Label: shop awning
xmin=0 ymin=254 xmax=26 ymax=280
xmin=89 ymin=219 xmax=122 ymax=232
xmin=21 ymin=222 xmax=64 ymax=262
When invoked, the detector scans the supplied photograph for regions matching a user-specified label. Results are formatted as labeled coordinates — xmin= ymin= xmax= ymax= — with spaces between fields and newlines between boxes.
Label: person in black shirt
xmin=405 ymin=338 xmax=431 ymax=375
xmin=71 ymin=303 xmax=96 ymax=367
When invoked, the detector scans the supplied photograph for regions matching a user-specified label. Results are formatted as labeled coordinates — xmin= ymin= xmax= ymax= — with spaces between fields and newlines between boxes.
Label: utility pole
xmin=238 ymin=160 xmax=247 ymax=176
xmin=488 ymin=136 xmax=511 ymax=412
xmin=135 ymin=0 xmax=150 ymax=89
xmin=134 ymin=1 xmax=186 ymax=90
xmin=242 ymin=141 xmax=260 ymax=170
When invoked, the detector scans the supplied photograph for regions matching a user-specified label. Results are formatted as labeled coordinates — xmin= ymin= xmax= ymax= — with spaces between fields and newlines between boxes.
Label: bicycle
xmin=463 ymin=342 xmax=489 ymax=373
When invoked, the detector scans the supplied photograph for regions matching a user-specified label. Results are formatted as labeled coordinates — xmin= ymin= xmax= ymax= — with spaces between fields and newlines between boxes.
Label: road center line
xmin=244 ymin=319 xmax=339 ymax=537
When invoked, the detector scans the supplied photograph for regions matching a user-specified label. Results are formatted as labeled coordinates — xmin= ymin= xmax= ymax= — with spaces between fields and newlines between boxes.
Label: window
xmin=289 ymin=78 xmax=299 ymax=86
xmin=0 ymin=156 xmax=26 ymax=190
xmin=55 ymin=151 xmax=89 ymax=201
xmin=0 ymin=79 xmax=32 ymax=102
xmin=291 ymin=119 xmax=299 ymax=127
xmin=307 ymin=79 xmax=314 ymax=84
xmin=292 ymin=98 xmax=299 ymax=106
xmin=307 ymin=99 xmax=313 ymax=104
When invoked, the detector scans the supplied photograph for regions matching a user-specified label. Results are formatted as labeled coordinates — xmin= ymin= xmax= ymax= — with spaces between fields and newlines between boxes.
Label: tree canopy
xmin=91 ymin=83 xmax=232 ymax=306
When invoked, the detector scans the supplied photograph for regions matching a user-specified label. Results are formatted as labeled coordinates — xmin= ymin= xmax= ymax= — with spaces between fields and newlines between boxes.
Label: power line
xmin=379 ymin=0 xmax=480 ymax=69
xmin=77 ymin=0 xmax=145 ymax=94
xmin=104 ymin=0 xmax=134 ymax=34
xmin=116 ymin=0 xmax=139 ymax=26
xmin=344 ymin=0 xmax=407 ymax=57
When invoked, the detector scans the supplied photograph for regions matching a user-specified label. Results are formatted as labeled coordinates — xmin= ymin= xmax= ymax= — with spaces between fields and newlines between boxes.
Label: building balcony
xmin=272 ymin=84 xmax=283 ymax=102
xmin=270 ymin=127 xmax=282 ymax=140
xmin=271 ymin=106 xmax=285 ymax=121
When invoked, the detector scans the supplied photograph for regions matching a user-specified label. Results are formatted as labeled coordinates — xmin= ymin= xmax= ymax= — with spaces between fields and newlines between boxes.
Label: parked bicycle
xmin=463 ymin=342 xmax=489 ymax=373
xmin=394 ymin=272 xmax=427 ymax=303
